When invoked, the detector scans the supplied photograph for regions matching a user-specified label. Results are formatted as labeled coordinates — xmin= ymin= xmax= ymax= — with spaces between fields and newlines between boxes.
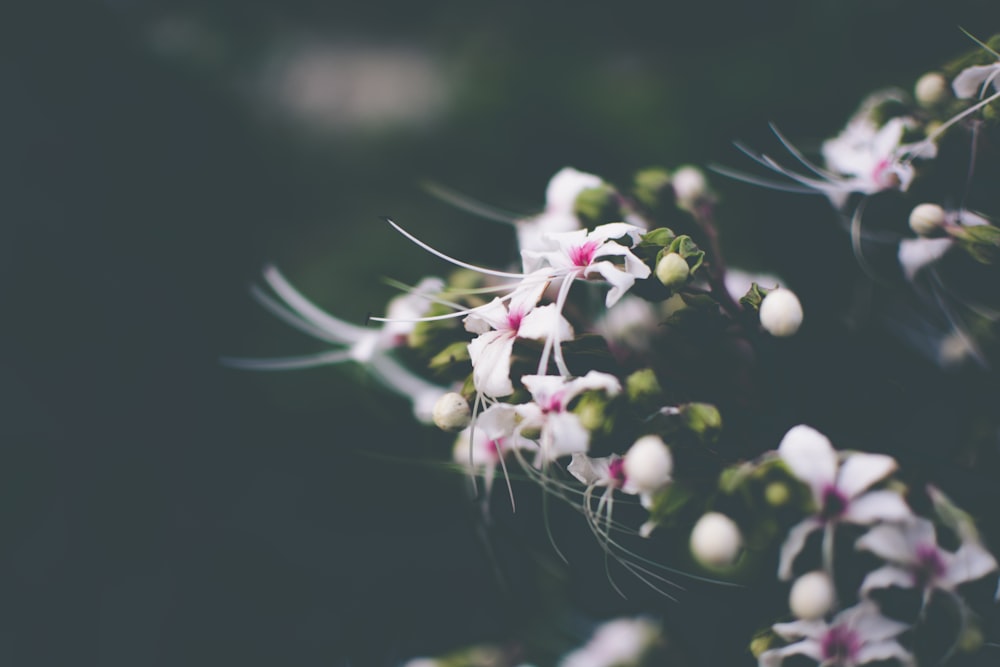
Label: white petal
xmin=859 ymin=565 xmax=915 ymax=595
xmin=588 ymin=261 xmax=640 ymax=307
xmin=778 ymin=519 xmax=820 ymax=581
xmin=943 ymin=542 xmax=998 ymax=588
xmin=562 ymin=371 xmax=622 ymax=402
xmin=777 ymin=425 xmax=837 ymax=494
xmin=517 ymin=304 xmax=573 ymax=342
xmin=898 ymin=237 xmax=953 ymax=281
xmin=463 ymin=297 xmax=510 ymax=334
xmin=839 ymin=601 xmax=910 ymax=642
xmin=952 ymin=63 xmax=1000 ymax=99
xmin=567 ymin=454 xmax=613 ymax=486
xmin=588 ymin=222 xmax=644 ymax=246
xmin=543 ymin=412 xmax=591 ymax=460
xmin=856 ymin=640 xmax=914 ymax=666
xmin=544 ymin=167 xmax=603 ymax=213
xmin=758 ymin=640 xmax=823 ymax=667
xmin=468 ymin=331 xmax=516 ymax=398
xmin=836 ymin=452 xmax=897 ymax=499
xmin=843 ymin=490 xmax=912 ymax=525
xmin=856 ymin=521 xmax=923 ymax=563
xmin=771 ymin=619 xmax=827 ymax=641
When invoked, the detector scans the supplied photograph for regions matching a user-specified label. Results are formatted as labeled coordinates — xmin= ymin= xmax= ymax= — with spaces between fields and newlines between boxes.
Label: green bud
xmin=764 ymin=481 xmax=791 ymax=507
xmin=573 ymin=393 xmax=609 ymax=432
xmin=680 ymin=402 xmax=722 ymax=442
xmin=573 ymin=184 xmax=620 ymax=227
xmin=665 ymin=235 xmax=705 ymax=274
xmin=655 ymin=252 xmax=690 ymax=289
xmin=626 ymin=368 xmax=662 ymax=402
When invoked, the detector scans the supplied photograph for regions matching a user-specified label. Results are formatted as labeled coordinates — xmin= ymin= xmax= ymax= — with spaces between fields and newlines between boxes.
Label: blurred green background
xmin=3 ymin=1 xmax=1000 ymax=665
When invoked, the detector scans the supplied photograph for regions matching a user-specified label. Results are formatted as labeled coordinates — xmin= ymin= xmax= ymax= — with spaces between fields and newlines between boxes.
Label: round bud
xmin=655 ymin=252 xmax=690 ymax=289
xmin=623 ymin=434 xmax=673 ymax=493
xmin=759 ymin=288 xmax=803 ymax=337
xmin=672 ymin=165 xmax=708 ymax=207
xmin=915 ymin=72 xmax=950 ymax=107
xmin=690 ymin=512 xmax=743 ymax=568
xmin=789 ymin=571 xmax=835 ymax=620
xmin=432 ymin=392 xmax=471 ymax=432
xmin=908 ymin=202 xmax=946 ymax=237
xmin=764 ymin=481 xmax=791 ymax=507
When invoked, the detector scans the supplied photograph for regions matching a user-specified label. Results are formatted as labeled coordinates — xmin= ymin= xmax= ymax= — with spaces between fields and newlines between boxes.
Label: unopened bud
xmin=690 ymin=512 xmax=743 ymax=568
xmin=915 ymin=72 xmax=950 ymax=107
xmin=764 ymin=481 xmax=791 ymax=507
xmin=908 ymin=203 xmax=946 ymax=237
xmin=759 ymin=288 xmax=803 ymax=337
xmin=623 ymin=435 xmax=673 ymax=493
xmin=432 ymin=392 xmax=471 ymax=431
xmin=789 ymin=571 xmax=835 ymax=620
xmin=655 ymin=252 xmax=690 ymax=289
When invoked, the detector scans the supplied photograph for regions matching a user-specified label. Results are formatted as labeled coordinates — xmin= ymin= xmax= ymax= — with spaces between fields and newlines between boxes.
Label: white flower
xmin=453 ymin=403 xmax=536 ymax=495
xmin=559 ymin=617 xmax=659 ymax=667
xmin=690 ymin=512 xmax=743 ymax=568
xmin=224 ymin=265 xmax=449 ymax=423
xmin=856 ymin=517 xmax=998 ymax=599
xmin=760 ymin=602 xmax=913 ymax=667
xmin=897 ymin=237 xmax=954 ymax=281
xmin=789 ymin=571 xmax=835 ymax=621
xmin=759 ymin=288 xmax=803 ymax=337
xmin=521 ymin=222 xmax=651 ymax=308
xmin=464 ymin=278 xmax=572 ymax=398
xmin=776 ymin=425 xmax=911 ymax=580
xmin=517 ymin=167 xmax=604 ymax=252
xmin=516 ymin=371 xmax=621 ymax=464
xmin=952 ymin=46 xmax=1000 ymax=99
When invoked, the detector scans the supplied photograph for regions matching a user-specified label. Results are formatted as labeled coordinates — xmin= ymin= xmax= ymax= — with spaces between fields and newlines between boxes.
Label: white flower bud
xmin=672 ymin=165 xmax=708 ymax=207
xmin=690 ymin=512 xmax=743 ymax=568
xmin=759 ymin=288 xmax=803 ymax=337
xmin=908 ymin=202 xmax=946 ymax=237
xmin=655 ymin=252 xmax=690 ymax=289
xmin=915 ymin=72 xmax=950 ymax=107
xmin=789 ymin=570 xmax=835 ymax=620
xmin=432 ymin=392 xmax=471 ymax=431
xmin=623 ymin=435 xmax=673 ymax=493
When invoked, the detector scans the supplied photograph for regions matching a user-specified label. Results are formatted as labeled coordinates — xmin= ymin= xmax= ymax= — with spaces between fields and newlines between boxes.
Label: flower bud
xmin=655 ymin=252 xmax=690 ymax=289
xmin=789 ymin=571 xmax=835 ymax=620
xmin=690 ymin=512 xmax=743 ymax=568
xmin=672 ymin=165 xmax=708 ymax=209
xmin=908 ymin=202 xmax=946 ymax=237
xmin=679 ymin=402 xmax=722 ymax=443
xmin=914 ymin=72 xmax=950 ymax=107
xmin=759 ymin=288 xmax=803 ymax=337
xmin=623 ymin=435 xmax=673 ymax=493
xmin=432 ymin=392 xmax=471 ymax=431
xmin=764 ymin=481 xmax=791 ymax=507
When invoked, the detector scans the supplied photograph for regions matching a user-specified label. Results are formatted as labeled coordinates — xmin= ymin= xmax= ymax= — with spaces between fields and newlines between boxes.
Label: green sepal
xmin=638 ymin=227 xmax=677 ymax=248
xmin=738 ymin=282 xmax=773 ymax=313
xmin=573 ymin=184 xmax=621 ymax=228
xmin=951 ymin=224 xmax=1000 ymax=264
xmin=678 ymin=402 xmax=722 ymax=444
xmin=664 ymin=235 xmax=705 ymax=275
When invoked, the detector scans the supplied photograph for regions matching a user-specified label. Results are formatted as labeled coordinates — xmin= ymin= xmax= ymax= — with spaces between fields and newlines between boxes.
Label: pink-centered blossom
xmin=856 ymin=517 xmax=998 ymax=599
xmin=453 ymin=403 xmax=537 ymax=495
xmin=759 ymin=602 xmax=913 ymax=667
xmin=777 ymin=425 xmax=911 ymax=580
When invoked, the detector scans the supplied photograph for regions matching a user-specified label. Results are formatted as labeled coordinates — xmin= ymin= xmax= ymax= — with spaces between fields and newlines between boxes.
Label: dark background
xmin=3 ymin=1 xmax=1000 ymax=665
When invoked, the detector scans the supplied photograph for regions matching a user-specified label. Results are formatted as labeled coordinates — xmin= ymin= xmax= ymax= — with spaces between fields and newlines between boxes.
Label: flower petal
xmin=953 ymin=63 xmax=1000 ymax=99
xmin=943 ymin=542 xmax=998 ymax=588
xmin=758 ymin=640 xmax=823 ymax=667
xmin=468 ymin=331 xmax=516 ymax=397
xmin=777 ymin=425 xmax=837 ymax=496
xmin=859 ymin=565 xmax=915 ymax=596
xmin=567 ymin=454 xmax=613 ymax=486
xmin=778 ymin=518 xmax=820 ymax=581
xmin=771 ymin=619 xmax=827 ymax=641
xmin=517 ymin=303 xmax=573 ymax=342
xmin=843 ymin=490 xmax=911 ymax=525
xmin=837 ymin=452 xmax=897 ymax=499
xmin=856 ymin=640 xmax=914 ymax=666
xmin=541 ymin=412 xmax=591 ymax=461
xmin=856 ymin=521 xmax=924 ymax=563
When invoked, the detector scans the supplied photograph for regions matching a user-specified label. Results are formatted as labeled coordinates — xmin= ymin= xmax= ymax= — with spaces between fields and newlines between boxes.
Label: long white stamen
xmin=249 ymin=285 xmax=351 ymax=345
xmin=262 ymin=264 xmax=369 ymax=342
xmin=386 ymin=218 xmax=527 ymax=279
xmin=421 ymin=181 xmax=522 ymax=225
xmin=220 ymin=349 xmax=355 ymax=370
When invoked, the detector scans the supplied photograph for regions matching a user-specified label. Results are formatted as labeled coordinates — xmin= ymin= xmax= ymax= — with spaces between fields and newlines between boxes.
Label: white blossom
xmin=559 ymin=617 xmax=660 ymax=667
xmin=517 ymin=167 xmax=604 ymax=252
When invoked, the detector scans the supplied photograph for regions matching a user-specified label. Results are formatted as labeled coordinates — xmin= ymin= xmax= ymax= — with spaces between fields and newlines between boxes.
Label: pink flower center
xmin=820 ymin=485 xmax=849 ymax=521
xmin=608 ymin=458 xmax=627 ymax=488
xmin=540 ymin=393 xmax=564 ymax=414
xmin=569 ymin=240 xmax=600 ymax=268
xmin=912 ymin=543 xmax=947 ymax=588
xmin=506 ymin=309 xmax=524 ymax=333
xmin=820 ymin=625 xmax=860 ymax=664
xmin=870 ymin=158 xmax=900 ymax=189
xmin=484 ymin=438 xmax=503 ymax=461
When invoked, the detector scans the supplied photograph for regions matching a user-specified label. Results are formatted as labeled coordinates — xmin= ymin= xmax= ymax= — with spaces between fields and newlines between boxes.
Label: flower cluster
xmin=226 ymin=32 xmax=1000 ymax=667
